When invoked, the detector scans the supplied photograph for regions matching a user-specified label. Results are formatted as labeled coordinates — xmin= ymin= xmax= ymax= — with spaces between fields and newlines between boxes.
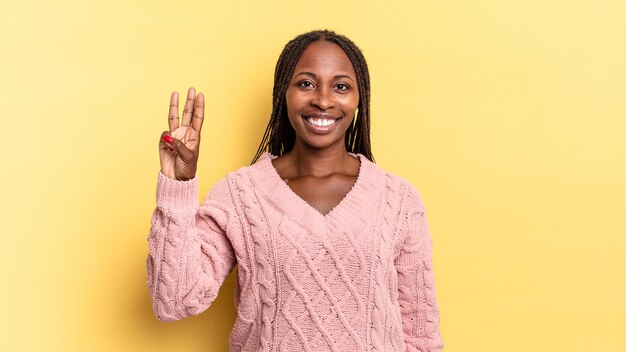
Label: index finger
xmin=191 ymin=93 xmax=204 ymax=132
xmin=168 ymin=91 xmax=179 ymax=132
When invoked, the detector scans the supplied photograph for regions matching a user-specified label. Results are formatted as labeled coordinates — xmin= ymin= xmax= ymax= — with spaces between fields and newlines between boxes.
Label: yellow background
xmin=2 ymin=0 xmax=625 ymax=351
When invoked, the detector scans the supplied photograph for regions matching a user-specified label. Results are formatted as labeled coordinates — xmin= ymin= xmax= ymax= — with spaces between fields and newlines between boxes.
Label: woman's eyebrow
xmin=294 ymin=71 xmax=355 ymax=81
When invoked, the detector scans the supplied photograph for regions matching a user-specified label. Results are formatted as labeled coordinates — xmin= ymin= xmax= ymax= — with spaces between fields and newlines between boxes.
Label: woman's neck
xmin=275 ymin=143 xmax=357 ymax=179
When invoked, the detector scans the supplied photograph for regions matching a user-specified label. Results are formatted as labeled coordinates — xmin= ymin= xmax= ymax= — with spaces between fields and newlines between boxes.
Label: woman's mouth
xmin=304 ymin=116 xmax=341 ymax=127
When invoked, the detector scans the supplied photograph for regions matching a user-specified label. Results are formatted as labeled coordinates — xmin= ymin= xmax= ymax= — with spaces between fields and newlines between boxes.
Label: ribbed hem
xmin=156 ymin=171 xmax=199 ymax=210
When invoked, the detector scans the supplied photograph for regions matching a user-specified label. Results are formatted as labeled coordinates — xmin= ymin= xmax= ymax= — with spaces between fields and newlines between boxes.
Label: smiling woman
xmin=146 ymin=29 xmax=444 ymax=352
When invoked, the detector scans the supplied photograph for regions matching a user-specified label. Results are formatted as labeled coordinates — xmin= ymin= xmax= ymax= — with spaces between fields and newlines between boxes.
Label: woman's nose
xmin=310 ymin=86 xmax=334 ymax=110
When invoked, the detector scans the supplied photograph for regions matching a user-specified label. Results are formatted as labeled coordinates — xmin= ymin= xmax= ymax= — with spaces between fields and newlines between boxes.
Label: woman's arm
xmin=146 ymin=171 xmax=237 ymax=322
xmin=395 ymin=184 xmax=444 ymax=351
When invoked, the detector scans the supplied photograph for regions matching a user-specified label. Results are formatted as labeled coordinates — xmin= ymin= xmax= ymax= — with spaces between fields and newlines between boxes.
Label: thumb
xmin=162 ymin=134 xmax=194 ymax=163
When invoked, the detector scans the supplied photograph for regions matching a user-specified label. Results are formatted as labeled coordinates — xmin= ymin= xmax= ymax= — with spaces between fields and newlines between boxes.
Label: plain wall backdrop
xmin=1 ymin=0 xmax=625 ymax=351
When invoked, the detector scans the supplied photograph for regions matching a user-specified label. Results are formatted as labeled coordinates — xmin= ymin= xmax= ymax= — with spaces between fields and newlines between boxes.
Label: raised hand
xmin=159 ymin=87 xmax=205 ymax=181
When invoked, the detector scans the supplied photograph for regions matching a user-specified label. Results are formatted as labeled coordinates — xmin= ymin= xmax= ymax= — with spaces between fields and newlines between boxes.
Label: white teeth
xmin=305 ymin=117 xmax=338 ymax=127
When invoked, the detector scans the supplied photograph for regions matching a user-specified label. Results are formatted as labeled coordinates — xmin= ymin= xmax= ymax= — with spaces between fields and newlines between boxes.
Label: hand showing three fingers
xmin=159 ymin=87 xmax=205 ymax=181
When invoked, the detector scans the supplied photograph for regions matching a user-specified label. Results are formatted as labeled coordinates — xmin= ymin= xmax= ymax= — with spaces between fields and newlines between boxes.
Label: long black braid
xmin=250 ymin=29 xmax=374 ymax=165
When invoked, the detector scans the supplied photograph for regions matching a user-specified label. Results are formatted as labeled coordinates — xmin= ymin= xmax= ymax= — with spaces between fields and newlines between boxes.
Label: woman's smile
xmin=302 ymin=113 xmax=343 ymax=133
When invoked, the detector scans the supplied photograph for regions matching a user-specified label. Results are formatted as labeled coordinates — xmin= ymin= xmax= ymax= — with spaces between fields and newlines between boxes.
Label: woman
xmin=147 ymin=29 xmax=444 ymax=352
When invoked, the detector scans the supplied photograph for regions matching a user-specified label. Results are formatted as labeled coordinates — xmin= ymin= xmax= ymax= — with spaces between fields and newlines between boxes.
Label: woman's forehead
xmin=293 ymin=40 xmax=356 ymax=77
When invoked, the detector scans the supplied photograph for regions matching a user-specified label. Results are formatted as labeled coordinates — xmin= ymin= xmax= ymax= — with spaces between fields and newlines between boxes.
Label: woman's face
xmin=285 ymin=40 xmax=359 ymax=151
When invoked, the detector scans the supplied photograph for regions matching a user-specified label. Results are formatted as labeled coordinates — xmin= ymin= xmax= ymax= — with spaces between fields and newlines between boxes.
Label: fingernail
xmin=162 ymin=135 xmax=173 ymax=144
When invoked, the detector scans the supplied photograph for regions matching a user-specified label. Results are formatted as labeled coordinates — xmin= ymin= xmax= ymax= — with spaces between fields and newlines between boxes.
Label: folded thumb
xmin=169 ymin=139 xmax=194 ymax=163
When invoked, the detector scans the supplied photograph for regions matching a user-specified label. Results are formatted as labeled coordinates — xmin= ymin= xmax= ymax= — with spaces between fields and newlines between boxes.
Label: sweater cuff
xmin=156 ymin=171 xmax=199 ymax=210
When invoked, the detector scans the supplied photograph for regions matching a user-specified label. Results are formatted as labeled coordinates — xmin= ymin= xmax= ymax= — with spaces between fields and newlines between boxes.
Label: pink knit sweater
xmin=146 ymin=151 xmax=444 ymax=352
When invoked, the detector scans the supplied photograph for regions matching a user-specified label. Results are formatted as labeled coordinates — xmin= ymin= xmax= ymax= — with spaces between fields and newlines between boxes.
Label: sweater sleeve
xmin=394 ymin=184 xmax=444 ymax=352
xmin=145 ymin=171 xmax=237 ymax=322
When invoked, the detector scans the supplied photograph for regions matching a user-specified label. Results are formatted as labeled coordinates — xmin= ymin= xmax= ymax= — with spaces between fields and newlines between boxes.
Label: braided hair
xmin=250 ymin=29 xmax=374 ymax=164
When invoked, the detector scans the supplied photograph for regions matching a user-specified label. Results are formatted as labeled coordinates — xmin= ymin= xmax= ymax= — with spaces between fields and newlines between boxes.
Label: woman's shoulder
xmin=371 ymin=161 xmax=419 ymax=190
xmin=373 ymin=164 xmax=426 ymax=209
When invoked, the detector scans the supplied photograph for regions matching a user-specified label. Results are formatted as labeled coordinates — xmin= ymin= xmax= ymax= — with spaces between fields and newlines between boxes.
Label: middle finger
xmin=181 ymin=87 xmax=196 ymax=127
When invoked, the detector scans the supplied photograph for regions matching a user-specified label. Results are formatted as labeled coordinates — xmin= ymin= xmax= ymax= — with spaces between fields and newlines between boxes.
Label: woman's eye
xmin=298 ymin=81 xmax=313 ymax=88
xmin=336 ymin=83 xmax=349 ymax=91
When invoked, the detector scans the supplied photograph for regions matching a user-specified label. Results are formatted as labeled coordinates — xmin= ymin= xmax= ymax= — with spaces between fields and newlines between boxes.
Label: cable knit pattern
xmin=394 ymin=183 xmax=445 ymax=352
xmin=146 ymin=151 xmax=444 ymax=351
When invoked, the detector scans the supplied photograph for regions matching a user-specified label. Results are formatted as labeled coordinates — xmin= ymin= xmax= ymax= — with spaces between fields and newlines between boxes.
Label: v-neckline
xmin=247 ymin=151 xmax=384 ymax=234
xmin=265 ymin=152 xmax=363 ymax=221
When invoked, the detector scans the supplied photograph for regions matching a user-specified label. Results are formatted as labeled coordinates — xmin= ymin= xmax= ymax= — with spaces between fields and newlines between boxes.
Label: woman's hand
xmin=159 ymin=87 xmax=205 ymax=181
